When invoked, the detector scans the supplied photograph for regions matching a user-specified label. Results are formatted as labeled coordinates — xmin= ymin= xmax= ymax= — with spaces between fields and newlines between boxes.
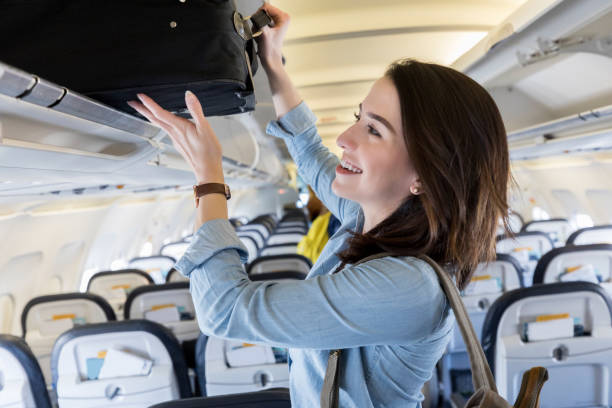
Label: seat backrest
xmin=448 ymin=254 xmax=523 ymax=353
xmin=522 ymin=218 xmax=573 ymax=246
xmin=87 ymin=269 xmax=153 ymax=319
xmin=160 ymin=242 xmax=190 ymax=261
xmin=482 ymin=281 xmax=612 ymax=406
xmin=566 ymin=224 xmax=612 ymax=245
xmin=246 ymin=255 xmax=312 ymax=276
xmin=195 ymin=334 xmax=289 ymax=397
xmin=266 ymin=232 xmax=305 ymax=246
xmin=21 ymin=293 xmax=115 ymax=385
xmin=128 ymin=255 xmax=176 ymax=284
xmin=532 ymin=244 xmax=612 ymax=293
xmin=276 ymin=220 xmax=307 ymax=229
xmin=124 ymin=282 xmax=198 ymax=342
xmin=259 ymin=245 xmax=298 ymax=257
xmin=239 ymin=236 xmax=259 ymax=263
xmin=51 ymin=320 xmax=192 ymax=407
xmin=147 ymin=388 xmax=291 ymax=407
xmin=166 ymin=268 xmax=189 ymax=283
xmin=496 ymin=232 xmax=554 ymax=285
xmin=237 ymin=230 xmax=265 ymax=250
xmin=273 ymin=226 xmax=308 ymax=234
xmin=238 ymin=224 xmax=270 ymax=240
xmin=0 ymin=334 xmax=52 ymax=408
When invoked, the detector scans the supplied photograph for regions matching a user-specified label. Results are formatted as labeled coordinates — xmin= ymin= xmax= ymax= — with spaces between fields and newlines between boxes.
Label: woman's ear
xmin=409 ymin=179 xmax=423 ymax=195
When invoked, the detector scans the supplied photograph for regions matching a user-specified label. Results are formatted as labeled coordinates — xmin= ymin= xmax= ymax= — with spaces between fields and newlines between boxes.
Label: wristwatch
xmin=193 ymin=183 xmax=231 ymax=208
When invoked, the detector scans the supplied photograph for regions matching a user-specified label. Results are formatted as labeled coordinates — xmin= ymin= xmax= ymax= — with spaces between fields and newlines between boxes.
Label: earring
xmin=410 ymin=185 xmax=420 ymax=195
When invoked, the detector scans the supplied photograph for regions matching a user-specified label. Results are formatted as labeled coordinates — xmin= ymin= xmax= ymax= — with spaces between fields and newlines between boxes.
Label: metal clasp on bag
xmin=233 ymin=9 xmax=272 ymax=41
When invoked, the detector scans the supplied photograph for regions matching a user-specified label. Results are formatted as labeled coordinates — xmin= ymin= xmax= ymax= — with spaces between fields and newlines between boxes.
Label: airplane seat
xmin=160 ymin=241 xmax=191 ymax=261
xmin=124 ymin=282 xmax=198 ymax=343
xmin=0 ymin=334 xmax=52 ymax=408
xmin=148 ymin=388 xmax=291 ymax=407
xmin=566 ymin=224 xmax=612 ymax=246
xmin=237 ymin=230 xmax=265 ymax=250
xmin=532 ymin=243 xmax=612 ymax=296
xmin=238 ymin=224 xmax=270 ymax=241
xmin=194 ymin=334 xmax=289 ymax=397
xmin=266 ymin=232 xmax=305 ymax=246
xmin=482 ymin=281 xmax=612 ymax=406
xmin=259 ymin=244 xmax=298 ymax=257
xmin=193 ymin=269 xmax=307 ymax=397
xmin=522 ymin=218 xmax=574 ymax=247
xmin=238 ymin=235 xmax=259 ymax=263
xmin=246 ymin=254 xmax=312 ymax=276
xmin=496 ymin=231 xmax=554 ymax=286
xmin=439 ymin=253 xmax=523 ymax=400
xmin=128 ymin=255 xmax=176 ymax=284
xmin=87 ymin=269 xmax=154 ymax=320
xmin=275 ymin=220 xmax=308 ymax=229
xmin=166 ymin=268 xmax=189 ymax=283
xmin=21 ymin=293 xmax=116 ymax=385
xmin=124 ymin=282 xmax=199 ymax=393
xmin=51 ymin=319 xmax=192 ymax=407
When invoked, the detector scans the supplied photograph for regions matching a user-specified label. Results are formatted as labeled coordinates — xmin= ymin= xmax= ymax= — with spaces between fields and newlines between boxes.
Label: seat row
xmin=2 ymin=269 xmax=306 ymax=407
xmin=438 ymin=254 xmax=612 ymax=407
xmin=496 ymin=229 xmax=612 ymax=290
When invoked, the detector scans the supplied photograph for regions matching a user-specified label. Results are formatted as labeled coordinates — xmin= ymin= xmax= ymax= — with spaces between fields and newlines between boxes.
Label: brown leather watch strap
xmin=193 ymin=183 xmax=230 ymax=208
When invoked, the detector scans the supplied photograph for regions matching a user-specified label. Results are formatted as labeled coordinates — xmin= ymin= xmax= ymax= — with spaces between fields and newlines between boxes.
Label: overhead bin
xmin=453 ymin=0 xmax=612 ymax=159
xmin=0 ymin=62 xmax=285 ymax=188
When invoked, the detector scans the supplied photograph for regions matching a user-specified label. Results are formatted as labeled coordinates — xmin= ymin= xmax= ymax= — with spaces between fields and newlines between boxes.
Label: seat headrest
xmin=533 ymin=243 xmax=612 ymax=284
xmin=124 ymin=281 xmax=190 ymax=319
xmin=21 ymin=292 xmax=115 ymax=336
xmin=86 ymin=269 xmax=154 ymax=292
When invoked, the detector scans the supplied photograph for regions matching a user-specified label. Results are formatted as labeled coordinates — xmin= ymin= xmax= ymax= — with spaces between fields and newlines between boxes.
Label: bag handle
xmin=417 ymin=254 xmax=497 ymax=392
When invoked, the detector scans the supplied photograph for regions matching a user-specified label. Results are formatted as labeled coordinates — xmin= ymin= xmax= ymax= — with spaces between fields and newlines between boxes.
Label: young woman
xmin=128 ymin=4 xmax=511 ymax=407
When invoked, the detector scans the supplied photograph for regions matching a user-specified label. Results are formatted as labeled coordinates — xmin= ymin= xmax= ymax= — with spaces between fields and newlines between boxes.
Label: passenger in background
xmin=298 ymin=186 xmax=340 ymax=263
xmin=127 ymin=3 xmax=512 ymax=407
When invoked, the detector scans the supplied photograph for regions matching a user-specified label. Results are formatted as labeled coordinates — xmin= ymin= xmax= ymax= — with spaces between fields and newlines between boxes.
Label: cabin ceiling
xmin=265 ymin=0 xmax=531 ymax=156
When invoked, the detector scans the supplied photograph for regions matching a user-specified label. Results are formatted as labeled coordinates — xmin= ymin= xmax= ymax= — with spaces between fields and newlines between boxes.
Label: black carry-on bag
xmin=321 ymin=253 xmax=549 ymax=408
xmin=0 ymin=0 xmax=271 ymax=117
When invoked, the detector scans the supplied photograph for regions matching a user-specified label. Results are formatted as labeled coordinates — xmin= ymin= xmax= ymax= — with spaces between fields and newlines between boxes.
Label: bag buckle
xmin=233 ymin=9 xmax=272 ymax=41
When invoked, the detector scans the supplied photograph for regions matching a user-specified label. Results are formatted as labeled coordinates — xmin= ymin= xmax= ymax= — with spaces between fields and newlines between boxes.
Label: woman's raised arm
xmin=257 ymin=3 xmax=302 ymax=118
xmin=258 ymin=4 xmax=358 ymax=222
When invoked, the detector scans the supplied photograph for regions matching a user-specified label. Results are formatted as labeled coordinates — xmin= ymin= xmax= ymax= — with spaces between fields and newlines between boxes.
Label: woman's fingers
xmin=184 ymin=91 xmax=208 ymax=131
xmin=136 ymin=93 xmax=192 ymax=134
xmin=127 ymin=100 xmax=175 ymax=136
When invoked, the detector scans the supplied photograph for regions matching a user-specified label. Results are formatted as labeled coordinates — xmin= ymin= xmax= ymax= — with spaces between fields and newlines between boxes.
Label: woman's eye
xmin=353 ymin=112 xmax=361 ymax=122
xmin=367 ymin=125 xmax=381 ymax=137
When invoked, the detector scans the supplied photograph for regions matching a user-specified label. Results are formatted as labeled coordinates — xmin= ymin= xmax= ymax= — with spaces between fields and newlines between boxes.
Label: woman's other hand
xmin=127 ymin=92 xmax=224 ymax=184
xmin=257 ymin=3 xmax=290 ymax=70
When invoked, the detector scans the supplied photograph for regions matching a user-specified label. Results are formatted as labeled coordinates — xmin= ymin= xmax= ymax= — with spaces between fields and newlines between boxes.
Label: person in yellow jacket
xmin=297 ymin=187 xmax=340 ymax=263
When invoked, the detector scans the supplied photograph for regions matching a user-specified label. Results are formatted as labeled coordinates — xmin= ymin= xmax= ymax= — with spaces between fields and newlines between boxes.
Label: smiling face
xmin=331 ymin=76 xmax=419 ymax=227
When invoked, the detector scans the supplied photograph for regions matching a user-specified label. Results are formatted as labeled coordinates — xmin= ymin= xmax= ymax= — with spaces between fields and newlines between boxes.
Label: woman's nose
xmin=336 ymin=126 xmax=357 ymax=151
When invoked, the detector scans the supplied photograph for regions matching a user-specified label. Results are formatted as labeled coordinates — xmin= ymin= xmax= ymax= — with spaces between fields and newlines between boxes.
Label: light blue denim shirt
xmin=175 ymin=101 xmax=454 ymax=407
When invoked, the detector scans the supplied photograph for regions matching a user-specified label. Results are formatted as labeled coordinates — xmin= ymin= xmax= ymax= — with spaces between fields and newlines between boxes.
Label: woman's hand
xmin=257 ymin=3 xmax=291 ymax=70
xmin=127 ymin=92 xmax=224 ymax=184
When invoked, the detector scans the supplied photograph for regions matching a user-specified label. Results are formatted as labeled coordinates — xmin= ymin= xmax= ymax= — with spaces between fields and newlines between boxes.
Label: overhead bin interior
xmin=454 ymin=0 xmax=612 ymax=161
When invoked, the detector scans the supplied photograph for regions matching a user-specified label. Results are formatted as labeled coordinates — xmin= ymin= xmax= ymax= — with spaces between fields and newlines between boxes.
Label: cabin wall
xmin=510 ymin=158 xmax=612 ymax=226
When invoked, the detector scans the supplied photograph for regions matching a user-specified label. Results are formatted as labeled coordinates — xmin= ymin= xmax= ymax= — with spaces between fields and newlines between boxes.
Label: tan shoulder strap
xmin=417 ymin=254 xmax=497 ymax=392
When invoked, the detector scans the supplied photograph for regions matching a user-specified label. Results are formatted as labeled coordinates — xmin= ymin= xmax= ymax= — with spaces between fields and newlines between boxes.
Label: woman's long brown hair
xmin=336 ymin=59 xmax=512 ymax=290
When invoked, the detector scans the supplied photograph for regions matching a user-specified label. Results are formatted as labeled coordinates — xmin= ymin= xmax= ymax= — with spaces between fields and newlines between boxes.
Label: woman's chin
xmin=331 ymin=180 xmax=353 ymax=201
